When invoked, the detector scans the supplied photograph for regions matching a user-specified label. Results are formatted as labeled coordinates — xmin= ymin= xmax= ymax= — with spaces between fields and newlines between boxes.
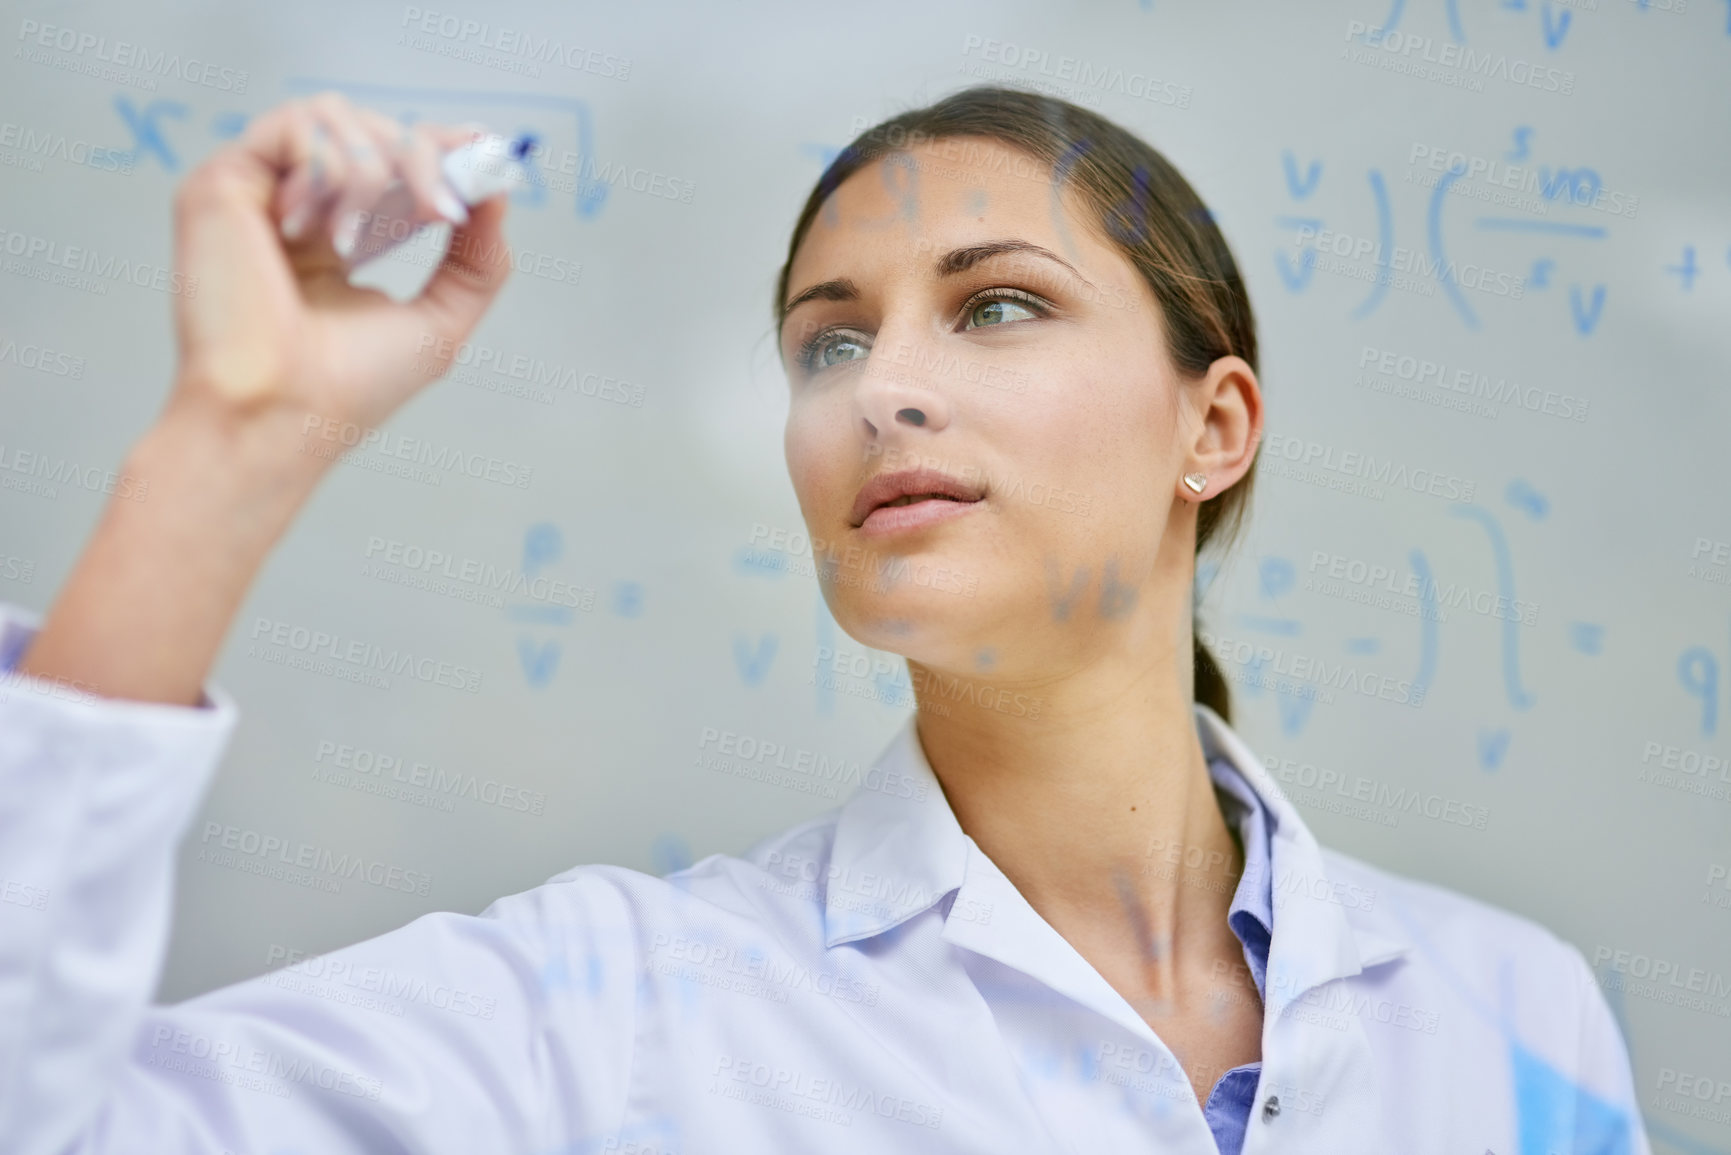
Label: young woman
xmin=0 ymin=86 xmax=1645 ymax=1154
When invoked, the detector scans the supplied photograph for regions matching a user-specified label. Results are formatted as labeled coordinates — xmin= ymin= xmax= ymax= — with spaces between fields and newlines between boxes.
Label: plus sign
xmin=1664 ymin=245 xmax=1699 ymax=291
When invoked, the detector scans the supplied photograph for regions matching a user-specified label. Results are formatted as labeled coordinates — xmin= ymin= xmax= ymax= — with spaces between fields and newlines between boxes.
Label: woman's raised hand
xmin=170 ymin=90 xmax=512 ymax=438
xmin=16 ymin=92 xmax=518 ymax=707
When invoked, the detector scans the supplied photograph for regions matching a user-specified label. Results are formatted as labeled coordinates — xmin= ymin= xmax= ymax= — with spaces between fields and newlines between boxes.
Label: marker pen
xmin=342 ymin=131 xmax=537 ymax=270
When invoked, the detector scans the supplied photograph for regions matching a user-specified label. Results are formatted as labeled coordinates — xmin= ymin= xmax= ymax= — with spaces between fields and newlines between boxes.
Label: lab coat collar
xmin=824 ymin=704 xmax=1411 ymax=1020
xmin=1190 ymin=703 xmax=1413 ymax=1013
xmin=821 ymin=718 xmax=970 ymax=947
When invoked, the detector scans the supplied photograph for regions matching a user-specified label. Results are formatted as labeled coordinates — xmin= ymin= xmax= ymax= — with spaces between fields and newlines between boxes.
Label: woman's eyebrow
xmin=780 ymin=239 xmax=1095 ymax=321
xmin=935 ymin=239 xmax=1093 ymax=287
xmin=781 ymin=277 xmax=860 ymax=320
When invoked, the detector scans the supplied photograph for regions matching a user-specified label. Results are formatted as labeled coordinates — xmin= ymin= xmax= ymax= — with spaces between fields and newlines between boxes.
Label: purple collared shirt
xmin=1200 ymin=754 xmax=1277 ymax=1155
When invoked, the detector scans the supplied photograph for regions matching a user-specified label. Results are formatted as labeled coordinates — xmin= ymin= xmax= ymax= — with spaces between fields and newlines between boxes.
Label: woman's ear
xmin=1175 ymin=355 xmax=1261 ymax=502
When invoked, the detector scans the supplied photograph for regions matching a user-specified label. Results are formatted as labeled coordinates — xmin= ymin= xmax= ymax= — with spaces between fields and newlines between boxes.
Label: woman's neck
xmin=910 ymin=645 xmax=1248 ymax=1014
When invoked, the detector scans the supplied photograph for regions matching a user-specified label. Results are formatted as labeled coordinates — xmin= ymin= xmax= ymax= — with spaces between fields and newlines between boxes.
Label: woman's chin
xmin=831 ymin=598 xmax=992 ymax=668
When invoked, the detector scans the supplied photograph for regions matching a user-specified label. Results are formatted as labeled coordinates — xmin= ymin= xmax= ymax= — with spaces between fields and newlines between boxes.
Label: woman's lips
xmin=857 ymin=494 xmax=984 ymax=538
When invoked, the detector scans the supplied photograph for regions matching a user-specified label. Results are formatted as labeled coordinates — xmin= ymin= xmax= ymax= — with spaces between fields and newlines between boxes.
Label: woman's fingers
xmin=262 ymin=95 xmax=471 ymax=261
xmin=244 ymin=94 xmax=496 ymax=254
xmin=230 ymin=90 xmax=510 ymax=308
xmin=426 ymin=123 xmax=489 ymax=154
xmin=351 ymin=108 xmax=468 ymax=233
xmin=410 ymin=191 xmax=512 ymax=351
xmin=399 ymin=121 xmax=469 ymax=226
xmin=315 ymin=100 xmax=397 ymax=259
xmin=275 ymin=119 xmax=346 ymax=242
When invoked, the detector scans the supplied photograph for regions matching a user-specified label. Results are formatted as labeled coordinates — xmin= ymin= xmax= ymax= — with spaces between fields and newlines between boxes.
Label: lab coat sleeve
xmin=0 ymin=604 xmax=639 ymax=1154
xmin=1563 ymin=942 xmax=1653 ymax=1155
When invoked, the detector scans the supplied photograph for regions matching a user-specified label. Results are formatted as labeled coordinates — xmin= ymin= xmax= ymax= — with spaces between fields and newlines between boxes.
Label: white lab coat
xmin=0 ymin=601 xmax=1648 ymax=1154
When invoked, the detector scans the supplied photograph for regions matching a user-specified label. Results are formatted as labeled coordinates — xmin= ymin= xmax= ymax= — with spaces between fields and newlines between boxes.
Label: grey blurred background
xmin=2 ymin=1 xmax=1727 ymax=1148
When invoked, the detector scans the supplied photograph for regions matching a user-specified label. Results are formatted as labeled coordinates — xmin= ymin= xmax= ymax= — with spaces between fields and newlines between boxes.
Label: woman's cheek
xmin=785 ymin=415 xmax=846 ymax=517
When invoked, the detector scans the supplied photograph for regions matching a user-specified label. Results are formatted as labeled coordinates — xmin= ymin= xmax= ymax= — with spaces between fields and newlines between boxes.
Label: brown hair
xmin=773 ymin=85 xmax=1257 ymax=723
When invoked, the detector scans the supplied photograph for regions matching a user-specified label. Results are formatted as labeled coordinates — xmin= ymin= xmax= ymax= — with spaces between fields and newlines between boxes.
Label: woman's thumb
xmin=410 ymin=193 xmax=513 ymax=341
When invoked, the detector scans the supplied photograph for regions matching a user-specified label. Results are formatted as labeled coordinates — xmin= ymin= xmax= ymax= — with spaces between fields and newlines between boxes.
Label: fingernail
xmin=281 ymin=200 xmax=311 ymax=240
xmin=433 ymin=187 xmax=469 ymax=224
xmin=333 ymin=210 xmax=361 ymax=258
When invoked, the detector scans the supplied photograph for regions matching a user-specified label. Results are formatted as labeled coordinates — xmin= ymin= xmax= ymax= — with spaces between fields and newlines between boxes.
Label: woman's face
xmin=778 ymin=134 xmax=1255 ymax=686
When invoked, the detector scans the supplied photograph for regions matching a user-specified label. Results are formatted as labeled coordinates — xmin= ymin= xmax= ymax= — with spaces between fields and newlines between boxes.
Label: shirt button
xmin=1262 ymin=1095 xmax=1281 ymax=1122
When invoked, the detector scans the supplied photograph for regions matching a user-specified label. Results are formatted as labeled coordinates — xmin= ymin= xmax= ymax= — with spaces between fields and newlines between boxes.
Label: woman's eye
xmin=806 ymin=333 xmax=869 ymax=369
xmin=966 ymin=297 xmax=1039 ymax=329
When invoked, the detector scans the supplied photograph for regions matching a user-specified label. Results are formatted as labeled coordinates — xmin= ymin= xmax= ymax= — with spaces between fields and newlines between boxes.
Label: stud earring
xmin=1182 ymin=472 xmax=1208 ymax=495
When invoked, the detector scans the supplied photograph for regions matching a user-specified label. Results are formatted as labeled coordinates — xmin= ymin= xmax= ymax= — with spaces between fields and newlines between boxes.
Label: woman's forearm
xmin=15 ymin=396 xmax=330 ymax=707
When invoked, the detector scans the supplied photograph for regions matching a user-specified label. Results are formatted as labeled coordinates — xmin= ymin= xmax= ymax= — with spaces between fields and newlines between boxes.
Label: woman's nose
xmin=854 ymin=342 xmax=953 ymax=442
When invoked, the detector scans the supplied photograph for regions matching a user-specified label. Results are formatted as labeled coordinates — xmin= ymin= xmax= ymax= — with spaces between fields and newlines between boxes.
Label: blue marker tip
xmin=509 ymin=133 xmax=537 ymax=161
